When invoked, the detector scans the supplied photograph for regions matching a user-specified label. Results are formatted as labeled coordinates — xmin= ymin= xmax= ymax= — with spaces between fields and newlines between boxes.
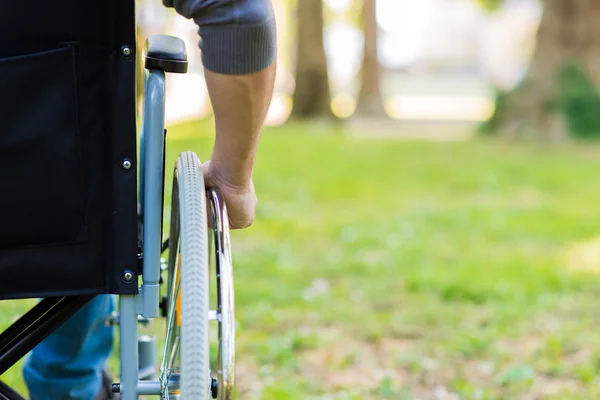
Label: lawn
xmin=3 ymin=120 xmax=600 ymax=399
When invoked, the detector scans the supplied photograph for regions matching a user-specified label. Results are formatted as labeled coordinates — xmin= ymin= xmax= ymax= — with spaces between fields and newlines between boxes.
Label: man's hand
xmin=202 ymin=161 xmax=257 ymax=230
xmin=198 ymin=44 xmax=276 ymax=231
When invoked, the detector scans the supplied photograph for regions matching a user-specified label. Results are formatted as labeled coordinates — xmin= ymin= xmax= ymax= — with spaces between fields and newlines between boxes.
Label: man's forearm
xmin=162 ymin=0 xmax=276 ymax=227
xmin=204 ymin=64 xmax=277 ymax=187
xmin=165 ymin=0 xmax=277 ymax=186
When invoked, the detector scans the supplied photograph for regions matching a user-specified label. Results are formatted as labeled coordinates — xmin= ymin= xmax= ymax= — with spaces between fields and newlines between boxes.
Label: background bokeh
xmin=145 ymin=0 xmax=541 ymax=128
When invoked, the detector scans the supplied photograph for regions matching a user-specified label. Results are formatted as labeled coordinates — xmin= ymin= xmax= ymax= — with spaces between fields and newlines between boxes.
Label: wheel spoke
xmin=161 ymin=200 xmax=181 ymax=396
xmin=161 ymin=253 xmax=181 ymax=391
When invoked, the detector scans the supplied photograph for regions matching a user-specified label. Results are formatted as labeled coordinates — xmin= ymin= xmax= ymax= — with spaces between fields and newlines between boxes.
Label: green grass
xmin=3 ymin=120 xmax=600 ymax=399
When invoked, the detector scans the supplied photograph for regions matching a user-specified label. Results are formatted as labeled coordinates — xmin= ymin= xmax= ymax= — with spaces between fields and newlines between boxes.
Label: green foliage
xmin=475 ymin=0 xmax=504 ymax=12
xmin=556 ymin=62 xmax=600 ymax=139
xmin=481 ymin=62 xmax=600 ymax=139
xmin=496 ymin=365 xmax=536 ymax=386
xmin=4 ymin=121 xmax=600 ymax=397
xmin=377 ymin=377 xmax=410 ymax=398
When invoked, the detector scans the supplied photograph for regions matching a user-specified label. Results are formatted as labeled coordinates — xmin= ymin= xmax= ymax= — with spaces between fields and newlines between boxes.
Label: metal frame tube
xmin=137 ymin=380 xmax=161 ymax=395
xmin=0 ymin=296 xmax=93 ymax=375
xmin=0 ymin=297 xmax=63 ymax=352
xmin=140 ymin=69 xmax=166 ymax=319
xmin=119 ymin=68 xmax=166 ymax=400
xmin=119 ymin=295 xmax=139 ymax=400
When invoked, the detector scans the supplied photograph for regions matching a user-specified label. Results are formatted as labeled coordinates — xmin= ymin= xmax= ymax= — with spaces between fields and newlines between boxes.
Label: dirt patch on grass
xmin=497 ymin=335 xmax=544 ymax=359
xmin=235 ymin=328 xmax=593 ymax=399
xmin=296 ymin=336 xmax=470 ymax=399
xmin=299 ymin=337 xmax=414 ymax=389
xmin=234 ymin=357 xmax=264 ymax=400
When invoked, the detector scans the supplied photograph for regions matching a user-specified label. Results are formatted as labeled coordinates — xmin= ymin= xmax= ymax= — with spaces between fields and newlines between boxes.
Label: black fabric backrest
xmin=0 ymin=0 xmax=139 ymax=298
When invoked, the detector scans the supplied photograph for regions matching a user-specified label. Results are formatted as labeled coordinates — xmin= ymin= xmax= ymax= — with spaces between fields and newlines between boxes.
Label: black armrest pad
xmin=144 ymin=35 xmax=188 ymax=73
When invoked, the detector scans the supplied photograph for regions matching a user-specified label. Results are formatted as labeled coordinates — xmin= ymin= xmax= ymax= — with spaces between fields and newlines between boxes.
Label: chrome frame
xmin=118 ymin=61 xmax=236 ymax=400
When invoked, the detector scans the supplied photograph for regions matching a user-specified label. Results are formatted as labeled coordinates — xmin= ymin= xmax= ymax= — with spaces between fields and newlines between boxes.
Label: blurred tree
xmin=291 ymin=0 xmax=335 ymax=119
xmin=479 ymin=0 xmax=600 ymax=141
xmin=354 ymin=0 xmax=387 ymax=117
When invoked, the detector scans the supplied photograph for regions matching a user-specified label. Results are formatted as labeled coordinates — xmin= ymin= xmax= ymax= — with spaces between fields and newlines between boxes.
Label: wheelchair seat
xmin=0 ymin=0 xmax=139 ymax=299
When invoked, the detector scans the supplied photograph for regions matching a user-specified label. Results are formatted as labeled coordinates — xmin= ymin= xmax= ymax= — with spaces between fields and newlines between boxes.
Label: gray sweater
xmin=163 ymin=0 xmax=277 ymax=75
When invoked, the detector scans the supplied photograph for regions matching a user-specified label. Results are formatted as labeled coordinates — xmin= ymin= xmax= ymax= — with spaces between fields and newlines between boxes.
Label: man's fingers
xmin=229 ymin=214 xmax=254 ymax=230
xmin=201 ymin=160 xmax=257 ymax=230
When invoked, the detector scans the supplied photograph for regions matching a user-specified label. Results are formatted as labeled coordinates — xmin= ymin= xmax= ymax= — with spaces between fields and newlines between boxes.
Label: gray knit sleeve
xmin=164 ymin=0 xmax=277 ymax=75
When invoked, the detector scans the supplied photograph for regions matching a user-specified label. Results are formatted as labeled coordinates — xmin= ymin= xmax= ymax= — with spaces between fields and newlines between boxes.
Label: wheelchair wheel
xmin=162 ymin=152 xmax=210 ymax=399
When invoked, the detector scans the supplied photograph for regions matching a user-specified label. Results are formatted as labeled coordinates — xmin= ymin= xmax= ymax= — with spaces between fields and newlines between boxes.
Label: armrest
xmin=144 ymin=35 xmax=188 ymax=74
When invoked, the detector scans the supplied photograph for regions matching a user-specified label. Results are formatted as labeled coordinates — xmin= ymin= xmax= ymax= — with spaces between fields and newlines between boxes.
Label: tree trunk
xmin=290 ymin=0 xmax=334 ymax=119
xmin=486 ymin=0 xmax=600 ymax=141
xmin=354 ymin=0 xmax=387 ymax=117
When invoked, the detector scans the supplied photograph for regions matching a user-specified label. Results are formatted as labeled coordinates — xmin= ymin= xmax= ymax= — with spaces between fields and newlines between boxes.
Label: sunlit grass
xmin=2 ymin=121 xmax=600 ymax=399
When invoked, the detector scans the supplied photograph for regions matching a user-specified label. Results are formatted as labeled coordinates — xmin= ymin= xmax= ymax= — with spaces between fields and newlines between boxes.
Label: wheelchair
xmin=0 ymin=2 xmax=235 ymax=399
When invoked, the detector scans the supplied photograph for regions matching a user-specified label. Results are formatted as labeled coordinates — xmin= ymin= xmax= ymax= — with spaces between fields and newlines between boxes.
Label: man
xmin=22 ymin=0 xmax=277 ymax=399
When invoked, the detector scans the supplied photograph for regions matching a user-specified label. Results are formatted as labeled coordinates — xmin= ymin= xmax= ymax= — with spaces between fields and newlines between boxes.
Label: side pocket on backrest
xmin=0 ymin=44 xmax=88 ymax=248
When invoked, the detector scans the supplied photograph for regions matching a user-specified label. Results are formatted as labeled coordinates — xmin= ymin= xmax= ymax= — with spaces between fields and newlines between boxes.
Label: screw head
xmin=121 ymin=159 xmax=132 ymax=171
xmin=120 ymin=46 xmax=132 ymax=57
xmin=122 ymin=269 xmax=134 ymax=283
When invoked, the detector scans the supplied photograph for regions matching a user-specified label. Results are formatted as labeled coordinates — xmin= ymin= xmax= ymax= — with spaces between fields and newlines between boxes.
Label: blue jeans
xmin=23 ymin=295 xmax=114 ymax=400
